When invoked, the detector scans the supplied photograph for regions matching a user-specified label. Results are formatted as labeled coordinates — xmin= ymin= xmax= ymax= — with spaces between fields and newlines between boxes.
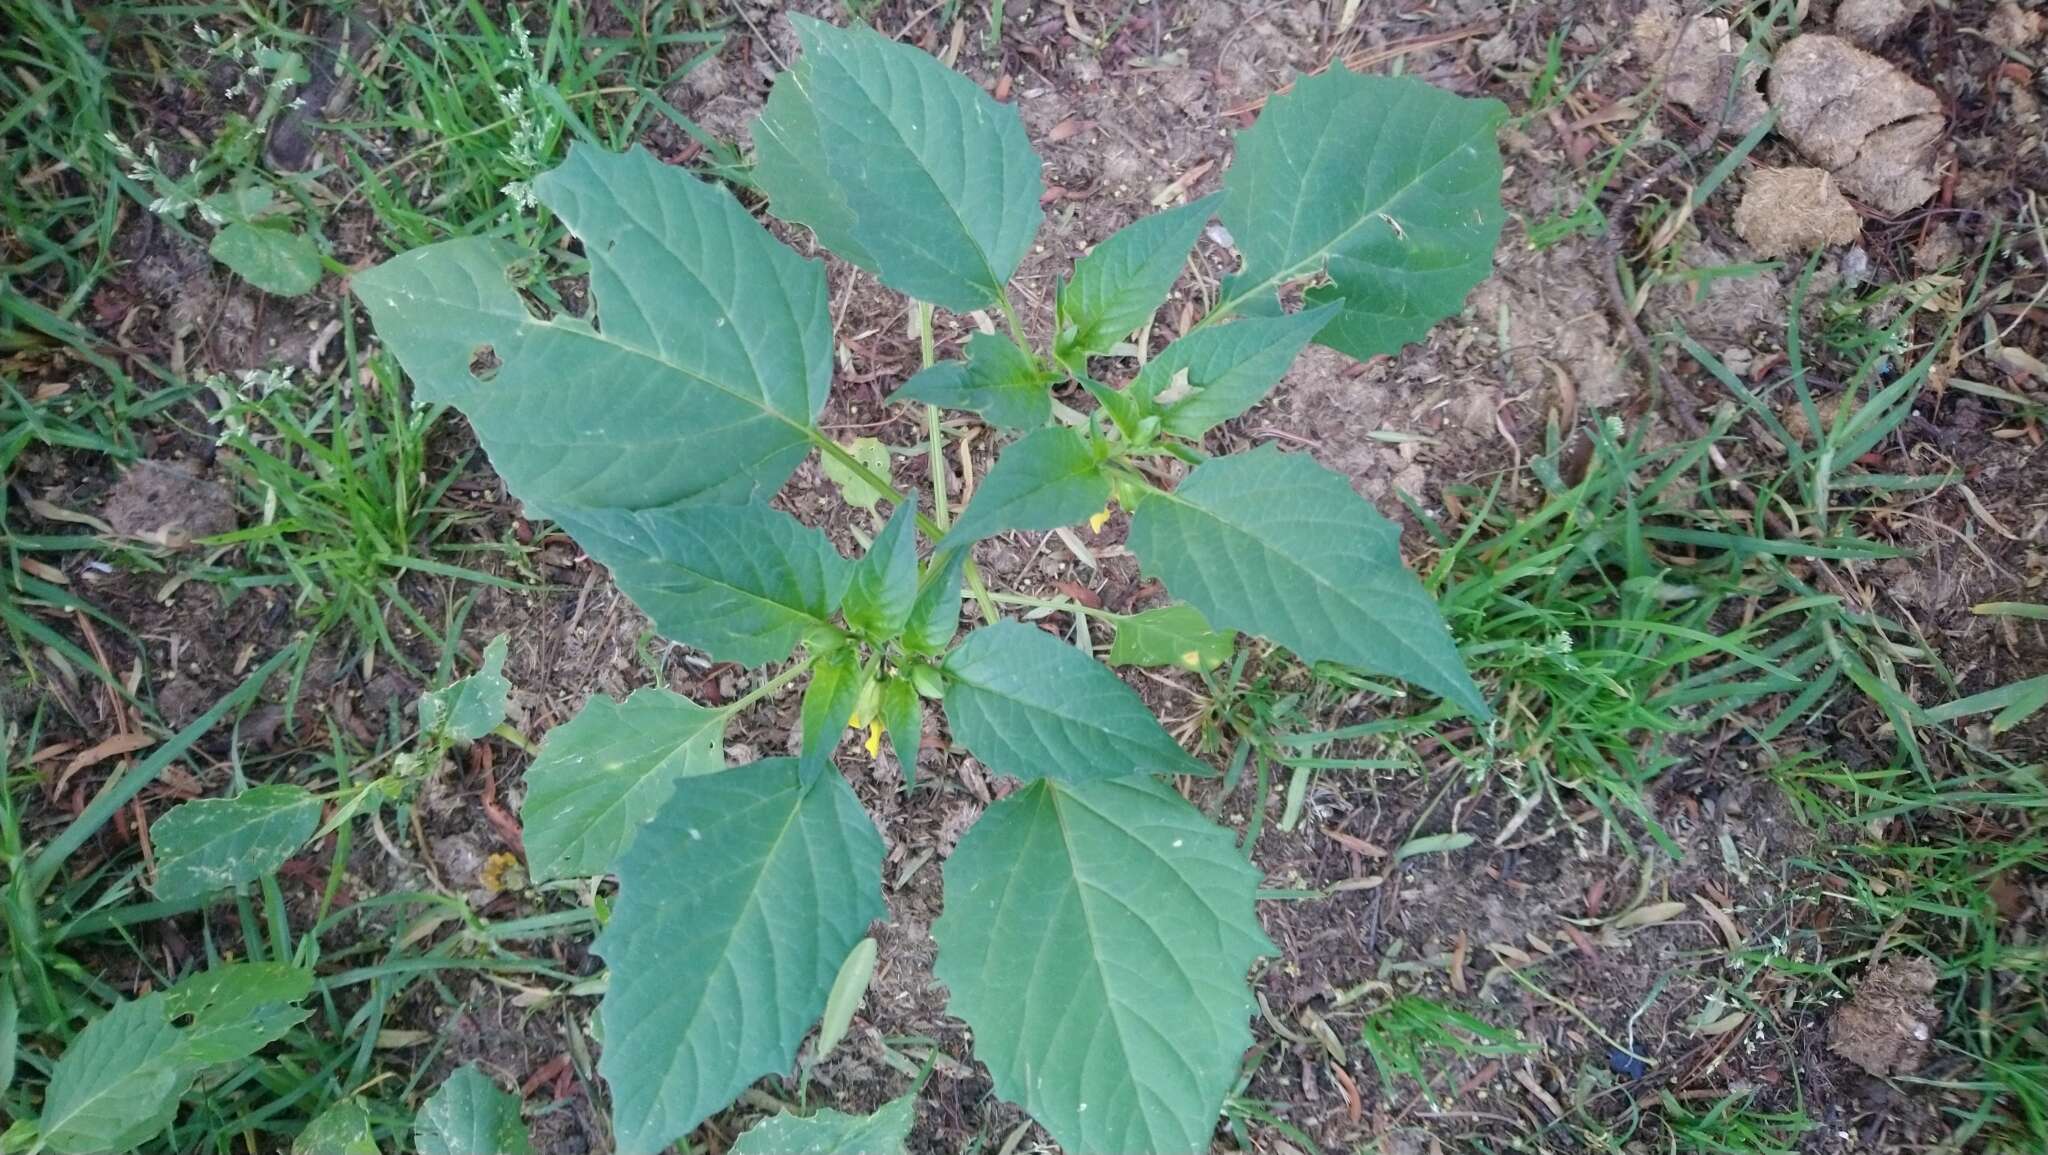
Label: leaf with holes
xmin=520 ymin=689 xmax=727 ymax=883
xmin=1220 ymin=68 xmax=1505 ymax=360
xmin=150 ymin=784 xmax=321 ymax=901
xmin=754 ymin=15 xmax=1043 ymax=311
xmin=1128 ymin=446 xmax=1487 ymax=718
xmin=1107 ymin=605 xmax=1235 ymax=672
xmin=293 ymin=1099 xmax=377 ymax=1155
xmin=731 ymin=1096 xmax=915 ymax=1155
xmin=39 ymin=965 xmax=311 ymax=1155
xmin=933 ymin=777 xmax=1272 ymax=1154
xmin=418 ymin=634 xmax=510 ymax=744
xmin=595 ymin=761 xmax=885 ymax=1153
xmin=353 ymin=145 xmax=831 ymax=516
xmin=415 ymin=1066 xmax=531 ymax=1155
xmin=941 ymin=621 xmax=1207 ymax=780
xmin=211 ymin=222 xmax=322 ymax=297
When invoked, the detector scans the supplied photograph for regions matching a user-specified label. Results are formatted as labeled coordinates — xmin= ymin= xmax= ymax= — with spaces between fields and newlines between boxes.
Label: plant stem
xmin=995 ymin=284 xmax=1032 ymax=358
xmin=917 ymin=303 xmax=949 ymax=533
xmin=812 ymin=434 xmax=940 ymax=536
xmin=721 ymin=655 xmax=817 ymax=716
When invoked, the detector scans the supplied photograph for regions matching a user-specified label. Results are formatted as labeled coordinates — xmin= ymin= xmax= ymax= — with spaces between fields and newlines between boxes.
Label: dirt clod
xmin=1631 ymin=0 xmax=1769 ymax=135
xmin=1988 ymin=0 xmax=2046 ymax=48
xmin=1767 ymin=34 xmax=1944 ymax=215
xmin=1835 ymin=0 xmax=1928 ymax=47
xmin=1733 ymin=167 xmax=1864 ymax=256
xmin=101 ymin=459 xmax=237 ymax=548
xmin=1829 ymin=956 xmax=1941 ymax=1076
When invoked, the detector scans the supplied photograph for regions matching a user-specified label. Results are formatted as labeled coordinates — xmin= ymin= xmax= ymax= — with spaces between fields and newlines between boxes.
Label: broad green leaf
xmin=210 ymin=222 xmax=322 ymax=296
xmin=932 ymin=778 xmax=1272 ymax=1154
xmin=889 ymin=332 xmax=1054 ymax=431
xmin=1133 ymin=302 xmax=1340 ymax=437
xmin=552 ymin=502 xmax=849 ymax=667
xmin=200 ymin=184 xmax=278 ymax=224
xmin=520 ymin=689 xmax=726 ymax=883
xmin=730 ymin=1096 xmax=915 ymax=1155
xmin=876 ymin=677 xmax=923 ymax=786
xmin=37 ymin=996 xmax=184 ymax=1154
xmin=941 ymin=621 xmax=1207 ymax=780
xmin=1107 ymin=605 xmax=1235 ymax=672
xmin=419 ymin=634 xmax=510 ymax=743
xmin=293 ymin=1098 xmax=377 ymax=1155
xmin=842 ymin=501 xmax=920 ymax=640
xmin=818 ymin=436 xmax=893 ymax=512
xmin=948 ymin=427 xmax=1110 ymax=543
xmin=1220 ymin=69 xmax=1505 ymax=360
xmin=160 ymin=963 xmax=313 ymax=1064
xmin=755 ymin=16 xmax=1043 ymax=311
xmin=900 ymin=548 xmax=968 ymax=656
xmin=1127 ymin=447 xmax=1487 ymax=718
xmin=353 ymin=145 xmax=830 ymax=514
xmin=150 ymin=784 xmax=321 ymax=901
xmin=41 ymin=965 xmax=312 ymax=1154
xmin=595 ymin=761 xmax=885 ymax=1152
xmin=815 ymin=938 xmax=878 ymax=1061
xmin=415 ymin=1065 xmax=530 ymax=1155
xmin=1056 ymin=194 xmax=1219 ymax=365
xmin=799 ymin=647 xmax=867 ymax=783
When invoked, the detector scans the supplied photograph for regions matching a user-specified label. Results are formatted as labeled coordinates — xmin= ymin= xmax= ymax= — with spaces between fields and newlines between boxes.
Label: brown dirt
xmin=7 ymin=2 xmax=2047 ymax=1154
xmin=1828 ymin=957 xmax=1941 ymax=1077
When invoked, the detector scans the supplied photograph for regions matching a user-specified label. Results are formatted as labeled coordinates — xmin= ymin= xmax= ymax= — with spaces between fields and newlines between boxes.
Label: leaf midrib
xmin=1045 ymin=783 xmax=1196 ymax=1149
xmin=800 ymin=40 xmax=1008 ymax=302
xmin=533 ymin=714 xmax=722 ymax=874
xmin=1143 ymin=481 xmax=1465 ymax=692
xmin=620 ymin=777 xmax=810 ymax=1143
xmin=1218 ymin=92 xmax=1493 ymax=323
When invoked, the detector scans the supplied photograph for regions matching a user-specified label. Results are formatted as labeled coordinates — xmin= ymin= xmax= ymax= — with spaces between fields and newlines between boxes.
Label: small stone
xmin=1768 ymin=35 xmax=1945 ymax=216
xmin=1988 ymin=0 xmax=2046 ymax=49
xmin=1835 ymin=0 xmax=1927 ymax=47
xmin=1733 ymin=167 xmax=1863 ymax=256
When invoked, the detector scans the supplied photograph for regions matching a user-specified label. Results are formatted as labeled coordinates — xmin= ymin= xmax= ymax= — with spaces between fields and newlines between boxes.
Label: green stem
xmin=489 ymin=722 xmax=539 ymax=755
xmin=812 ymin=434 xmax=942 ymax=537
xmin=995 ymin=285 xmax=1032 ymax=359
xmin=721 ymin=655 xmax=817 ymax=716
xmin=917 ymin=303 xmax=949 ymax=533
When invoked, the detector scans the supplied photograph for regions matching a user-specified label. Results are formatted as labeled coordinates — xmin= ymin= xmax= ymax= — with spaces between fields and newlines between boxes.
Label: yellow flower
xmin=1088 ymin=507 xmax=1112 ymax=533
xmin=864 ymin=721 xmax=883 ymax=758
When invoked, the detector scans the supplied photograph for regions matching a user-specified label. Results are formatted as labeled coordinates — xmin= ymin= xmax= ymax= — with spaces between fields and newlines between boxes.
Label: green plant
xmin=343 ymin=16 xmax=1504 ymax=1153
xmin=1357 ymin=996 xmax=1536 ymax=1107
xmin=9 ymin=640 xmax=582 ymax=1153
xmin=98 ymin=23 xmax=334 ymax=298
xmin=185 ymin=330 xmax=521 ymax=700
